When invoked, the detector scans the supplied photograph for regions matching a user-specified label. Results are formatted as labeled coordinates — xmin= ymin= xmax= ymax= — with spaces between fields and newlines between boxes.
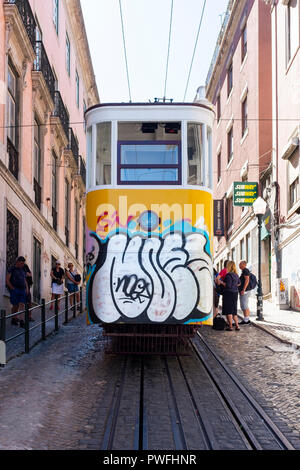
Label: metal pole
xmin=80 ymin=287 xmax=83 ymax=314
xmin=256 ymin=214 xmax=265 ymax=321
xmin=55 ymin=297 xmax=59 ymax=331
xmin=0 ymin=310 xmax=6 ymax=342
xmin=41 ymin=299 xmax=46 ymax=340
xmin=25 ymin=304 xmax=30 ymax=353
xmin=73 ymin=293 xmax=76 ymax=318
xmin=65 ymin=292 xmax=69 ymax=324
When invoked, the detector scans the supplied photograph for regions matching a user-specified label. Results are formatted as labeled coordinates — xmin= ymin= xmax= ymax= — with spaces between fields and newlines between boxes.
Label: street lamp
xmin=253 ymin=197 xmax=268 ymax=321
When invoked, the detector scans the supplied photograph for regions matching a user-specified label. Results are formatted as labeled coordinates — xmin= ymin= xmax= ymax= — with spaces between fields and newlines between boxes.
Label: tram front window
xmin=118 ymin=122 xmax=181 ymax=185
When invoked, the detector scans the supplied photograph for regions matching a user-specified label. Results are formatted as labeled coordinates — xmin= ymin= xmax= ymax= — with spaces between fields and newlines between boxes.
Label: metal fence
xmin=0 ymin=288 xmax=84 ymax=366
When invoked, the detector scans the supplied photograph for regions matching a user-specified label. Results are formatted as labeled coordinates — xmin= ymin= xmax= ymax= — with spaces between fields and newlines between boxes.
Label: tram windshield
xmin=117 ymin=122 xmax=181 ymax=185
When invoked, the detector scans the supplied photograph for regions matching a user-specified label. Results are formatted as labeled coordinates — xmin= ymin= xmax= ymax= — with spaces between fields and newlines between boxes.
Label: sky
xmin=81 ymin=0 xmax=229 ymax=103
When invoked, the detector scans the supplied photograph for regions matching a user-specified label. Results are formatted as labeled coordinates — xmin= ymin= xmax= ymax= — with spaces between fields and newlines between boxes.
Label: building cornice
xmin=65 ymin=0 xmax=100 ymax=107
xmin=206 ymin=0 xmax=252 ymax=103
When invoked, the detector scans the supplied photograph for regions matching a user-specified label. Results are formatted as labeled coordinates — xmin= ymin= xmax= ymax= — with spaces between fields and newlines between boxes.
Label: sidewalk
xmin=243 ymin=296 xmax=300 ymax=349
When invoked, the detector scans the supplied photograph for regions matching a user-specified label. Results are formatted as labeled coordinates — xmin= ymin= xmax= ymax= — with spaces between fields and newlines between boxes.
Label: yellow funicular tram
xmin=85 ymin=100 xmax=214 ymax=353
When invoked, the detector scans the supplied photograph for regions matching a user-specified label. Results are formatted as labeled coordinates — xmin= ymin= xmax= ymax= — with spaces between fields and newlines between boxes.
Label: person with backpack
xmin=65 ymin=262 xmax=81 ymax=308
xmin=238 ymin=260 xmax=256 ymax=325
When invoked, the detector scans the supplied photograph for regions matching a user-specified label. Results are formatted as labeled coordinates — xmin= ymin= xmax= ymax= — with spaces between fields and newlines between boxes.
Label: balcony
xmin=7 ymin=137 xmax=19 ymax=180
xmin=34 ymin=178 xmax=41 ymax=210
xmin=33 ymin=41 xmax=55 ymax=103
xmin=68 ymin=127 xmax=79 ymax=168
xmin=4 ymin=0 xmax=36 ymax=51
xmin=52 ymin=91 xmax=69 ymax=141
xmin=79 ymin=156 xmax=86 ymax=187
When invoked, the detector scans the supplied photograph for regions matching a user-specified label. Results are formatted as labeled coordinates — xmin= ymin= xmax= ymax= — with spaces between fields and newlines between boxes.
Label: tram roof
xmin=85 ymin=101 xmax=213 ymax=117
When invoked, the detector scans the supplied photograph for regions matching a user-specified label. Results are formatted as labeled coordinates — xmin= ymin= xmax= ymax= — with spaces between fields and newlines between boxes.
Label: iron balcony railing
xmin=68 ymin=127 xmax=79 ymax=167
xmin=34 ymin=178 xmax=41 ymax=210
xmin=34 ymin=41 xmax=56 ymax=102
xmin=79 ymin=156 xmax=86 ymax=186
xmin=53 ymin=91 xmax=69 ymax=140
xmin=5 ymin=0 xmax=36 ymax=51
xmin=7 ymin=137 xmax=19 ymax=180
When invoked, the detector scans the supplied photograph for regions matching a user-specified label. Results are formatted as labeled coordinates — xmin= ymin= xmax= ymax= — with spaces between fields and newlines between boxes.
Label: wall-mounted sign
xmin=233 ymin=182 xmax=258 ymax=206
xmin=214 ymin=199 xmax=224 ymax=236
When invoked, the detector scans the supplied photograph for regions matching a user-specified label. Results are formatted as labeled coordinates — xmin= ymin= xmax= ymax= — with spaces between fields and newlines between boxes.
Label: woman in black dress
xmin=219 ymin=261 xmax=241 ymax=331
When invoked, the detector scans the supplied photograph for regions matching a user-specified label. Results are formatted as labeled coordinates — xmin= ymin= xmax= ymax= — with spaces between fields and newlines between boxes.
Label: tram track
xmin=98 ymin=335 xmax=295 ymax=451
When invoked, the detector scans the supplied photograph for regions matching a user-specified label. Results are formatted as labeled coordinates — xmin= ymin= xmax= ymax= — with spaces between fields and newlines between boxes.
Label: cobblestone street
xmin=0 ymin=313 xmax=299 ymax=450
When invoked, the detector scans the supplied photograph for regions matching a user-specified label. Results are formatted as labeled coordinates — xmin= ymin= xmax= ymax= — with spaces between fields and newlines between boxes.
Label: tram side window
xmin=117 ymin=122 xmax=181 ymax=185
xmin=96 ymin=122 xmax=111 ymax=185
xmin=187 ymin=123 xmax=203 ymax=186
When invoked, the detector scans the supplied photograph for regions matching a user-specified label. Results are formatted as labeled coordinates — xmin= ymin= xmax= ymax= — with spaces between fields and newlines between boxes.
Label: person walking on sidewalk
xmin=219 ymin=261 xmax=241 ymax=331
xmin=239 ymin=260 xmax=251 ymax=325
xmin=6 ymin=256 xmax=28 ymax=328
xmin=50 ymin=261 xmax=65 ymax=310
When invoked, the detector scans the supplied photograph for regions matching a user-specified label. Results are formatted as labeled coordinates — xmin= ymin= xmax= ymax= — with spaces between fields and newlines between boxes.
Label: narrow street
xmin=0 ymin=313 xmax=299 ymax=450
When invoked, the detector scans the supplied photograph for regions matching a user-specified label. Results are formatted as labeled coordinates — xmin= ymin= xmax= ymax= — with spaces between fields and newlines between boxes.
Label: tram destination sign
xmin=233 ymin=182 xmax=258 ymax=206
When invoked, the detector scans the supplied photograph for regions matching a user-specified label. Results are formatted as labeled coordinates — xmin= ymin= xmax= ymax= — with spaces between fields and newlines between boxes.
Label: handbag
xmin=55 ymin=279 xmax=63 ymax=285
xmin=212 ymin=313 xmax=227 ymax=331
xmin=74 ymin=274 xmax=81 ymax=283
xmin=216 ymin=284 xmax=224 ymax=295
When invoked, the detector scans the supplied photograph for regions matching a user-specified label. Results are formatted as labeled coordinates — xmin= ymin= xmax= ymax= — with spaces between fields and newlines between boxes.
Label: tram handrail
xmin=0 ymin=288 xmax=84 ymax=364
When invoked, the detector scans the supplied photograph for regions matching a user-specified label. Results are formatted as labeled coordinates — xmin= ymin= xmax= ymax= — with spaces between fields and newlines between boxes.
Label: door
xmin=33 ymin=237 xmax=41 ymax=303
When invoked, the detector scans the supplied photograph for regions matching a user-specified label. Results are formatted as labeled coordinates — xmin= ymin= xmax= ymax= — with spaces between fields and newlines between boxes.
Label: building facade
xmin=265 ymin=0 xmax=300 ymax=309
xmin=0 ymin=0 xmax=99 ymax=309
xmin=205 ymin=0 xmax=272 ymax=295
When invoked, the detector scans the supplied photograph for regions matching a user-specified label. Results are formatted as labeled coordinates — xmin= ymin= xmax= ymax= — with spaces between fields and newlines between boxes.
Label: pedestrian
xmin=216 ymin=260 xmax=229 ymax=284
xmin=219 ymin=260 xmax=241 ymax=331
xmin=65 ymin=262 xmax=80 ymax=309
xmin=50 ymin=261 xmax=65 ymax=310
xmin=6 ymin=256 xmax=28 ymax=328
xmin=239 ymin=260 xmax=251 ymax=325
xmin=24 ymin=262 xmax=35 ymax=321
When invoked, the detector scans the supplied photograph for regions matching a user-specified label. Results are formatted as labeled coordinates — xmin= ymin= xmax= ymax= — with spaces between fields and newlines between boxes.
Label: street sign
xmin=214 ymin=199 xmax=224 ymax=236
xmin=233 ymin=182 xmax=258 ymax=206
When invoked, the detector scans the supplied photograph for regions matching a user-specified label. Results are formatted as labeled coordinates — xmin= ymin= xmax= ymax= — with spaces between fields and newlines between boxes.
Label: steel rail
xmin=193 ymin=332 xmax=295 ymax=450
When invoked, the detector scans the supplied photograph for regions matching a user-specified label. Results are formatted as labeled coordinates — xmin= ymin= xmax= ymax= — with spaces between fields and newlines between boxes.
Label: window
xmin=242 ymin=95 xmax=248 ymax=137
xmin=240 ymin=238 xmax=245 ymax=260
xmin=226 ymin=196 xmax=233 ymax=229
xmin=286 ymin=0 xmax=299 ymax=65
xmin=83 ymin=100 xmax=87 ymax=132
xmin=217 ymin=152 xmax=221 ymax=182
xmin=217 ymin=95 xmax=221 ymax=122
xmin=6 ymin=210 xmax=19 ymax=270
xmin=241 ymin=24 xmax=247 ymax=62
xmin=227 ymin=62 xmax=233 ymax=97
xmin=227 ymin=127 xmax=233 ymax=163
xmin=53 ymin=0 xmax=59 ymax=34
xmin=117 ymin=121 xmax=181 ymax=185
xmin=66 ymin=32 xmax=71 ymax=76
xmin=7 ymin=64 xmax=17 ymax=146
xmin=76 ymin=70 xmax=79 ymax=108
xmin=52 ymin=152 xmax=58 ymax=231
xmin=65 ymin=179 xmax=70 ymax=246
xmin=187 ymin=123 xmax=203 ymax=185
xmin=246 ymin=233 xmax=251 ymax=263
xmin=96 ymin=122 xmax=111 ymax=185
xmin=288 ymin=146 xmax=300 ymax=209
xmin=34 ymin=117 xmax=42 ymax=209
